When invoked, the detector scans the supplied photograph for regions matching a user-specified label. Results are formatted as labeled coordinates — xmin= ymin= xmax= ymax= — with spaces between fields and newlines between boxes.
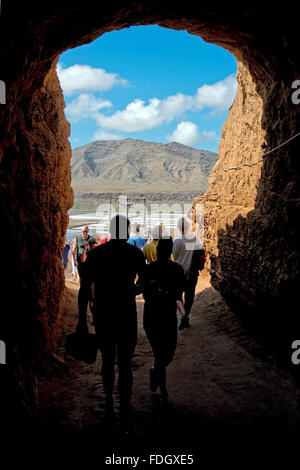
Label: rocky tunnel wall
xmin=0 ymin=2 xmax=299 ymax=416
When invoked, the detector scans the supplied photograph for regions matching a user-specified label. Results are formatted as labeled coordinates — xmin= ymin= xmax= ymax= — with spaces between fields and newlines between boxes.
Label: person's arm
xmin=176 ymin=300 xmax=186 ymax=315
xmin=176 ymin=265 xmax=190 ymax=325
xmin=174 ymin=264 xmax=187 ymax=312
xmin=134 ymin=251 xmax=147 ymax=295
xmin=142 ymin=244 xmax=148 ymax=262
xmin=172 ymin=238 xmax=180 ymax=262
xmin=89 ymin=282 xmax=95 ymax=310
xmin=80 ymin=244 xmax=89 ymax=263
xmin=80 ymin=251 xmax=95 ymax=291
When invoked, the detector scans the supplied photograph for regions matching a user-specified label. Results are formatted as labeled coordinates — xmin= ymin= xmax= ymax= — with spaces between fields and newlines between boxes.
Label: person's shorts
xmin=94 ymin=313 xmax=137 ymax=352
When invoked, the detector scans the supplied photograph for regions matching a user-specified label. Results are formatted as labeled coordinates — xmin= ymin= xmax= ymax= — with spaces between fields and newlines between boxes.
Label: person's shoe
xmin=149 ymin=367 xmax=158 ymax=392
xmin=179 ymin=314 xmax=190 ymax=331
xmin=159 ymin=391 xmax=169 ymax=405
xmin=103 ymin=403 xmax=115 ymax=433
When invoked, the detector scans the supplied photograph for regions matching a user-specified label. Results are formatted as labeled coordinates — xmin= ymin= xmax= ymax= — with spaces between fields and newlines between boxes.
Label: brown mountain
xmin=71 ymin=138 xmax=218 ymax=207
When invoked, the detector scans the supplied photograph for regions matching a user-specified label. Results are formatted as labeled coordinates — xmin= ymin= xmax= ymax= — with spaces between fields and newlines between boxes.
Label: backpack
xmin=66 ymin=331 xmax=98 ymax=364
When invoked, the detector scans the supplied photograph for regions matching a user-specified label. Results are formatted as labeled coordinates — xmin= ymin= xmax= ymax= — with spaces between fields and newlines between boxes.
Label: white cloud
xmin=195 ymin=75 xmax=237 ymax=111
xmin=57 ymin=63 xmax=128 ymax=96
xmin=94 ymin=93 xmax=194 ymax=132
xmin=166 ymin=121 xmax=218 ymax=146
xmin=159 ymin=93 xmax=194 ymax=120
xmin=65 ymin=94 xmax=112 ymax=123
xmin=93 ymin=129 xmax=123 ymax=141
xmin=93 ymin=74 xmax=237 ymax=133
xmin=61 ymin=72 xmax=237 ymax=142
xmin=95 ymin=98 xmax=164 ymax=132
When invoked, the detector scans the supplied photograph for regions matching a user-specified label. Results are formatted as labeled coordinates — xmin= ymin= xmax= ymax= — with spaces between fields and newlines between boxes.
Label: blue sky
xmin=58 ymin=25 xmax=237 ymax=153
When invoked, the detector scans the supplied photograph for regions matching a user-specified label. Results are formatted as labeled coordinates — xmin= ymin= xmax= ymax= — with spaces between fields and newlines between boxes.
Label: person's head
xmin=135 ymin=224 xmax=140 ymax=234
xmin=157 ymin=237 xmax=173 ymax=261
xmin=151 ymin=224 xmax=166 ymax=241
xmin=81 ymin=225 xmax=89 ymax=239
xmin=177 ymin=217 xmax=190 ymax=235
xmin=88 ymin=237 xmax=98 ymax=249
xmin=109 ymin=214 xmax=130 ymax=240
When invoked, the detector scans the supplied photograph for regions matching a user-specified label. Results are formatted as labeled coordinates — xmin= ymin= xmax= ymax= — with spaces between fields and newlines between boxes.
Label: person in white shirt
xmin=173 ymin=217 xmax=203 ymax=330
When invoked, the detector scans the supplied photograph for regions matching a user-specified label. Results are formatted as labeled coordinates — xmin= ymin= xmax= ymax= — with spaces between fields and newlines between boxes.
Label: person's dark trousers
xmin=77 ymin=263 xmax=89 ymax=333
xmin=77 ymin=284 xmax=90 ymax=331
xmin=144 ymin=313 xmax=177 ymax=397
xmin=184 ymin=272 xmax=199 ymax=315
xmin=152 ymin=338 xmax=176 ymax=397
xmin=95 ymin=316 xmax=137 ymax=428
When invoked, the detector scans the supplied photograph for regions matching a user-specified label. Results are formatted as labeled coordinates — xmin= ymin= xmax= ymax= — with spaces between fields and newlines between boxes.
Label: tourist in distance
xmin=173 ymin=217 xmax=204 ymax=330
xmin=127 ymin=223 xmax=146 ymax=250
xmin=77 ymin=236 xmax=98 ymax=325
xmin=73 ymin=225 xmax=93 ymax=333
xmin=141 ymin=237 xmax=186 ymax=403
xmin=71 ymin=238 xmax=79 ymax=281
xmin=142 ymin=224 xmax=167 ymax=263
xmin=79 ymin=214 xmax=146 ymax=432
xmin=73 ymin=225 xmax=92 ymax=278
xmin=80 ymin=236 xmax=98 ymax=263
xmin=62 ymin=239 xmax=71 ymax=275
xmin=100 ymin=233 xmax=111 ymax=244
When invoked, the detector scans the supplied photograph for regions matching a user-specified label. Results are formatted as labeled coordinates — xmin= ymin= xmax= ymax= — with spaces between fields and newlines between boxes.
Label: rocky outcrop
xmin=0 ymin=61 xmax=73 ymax=418
xmin=0 ymin=3 xmax=300 ymax=417
xmin=194 ymin=60 xmax=265 ymax=261
xmin=193 ymin=55 xmax=300 ymax=352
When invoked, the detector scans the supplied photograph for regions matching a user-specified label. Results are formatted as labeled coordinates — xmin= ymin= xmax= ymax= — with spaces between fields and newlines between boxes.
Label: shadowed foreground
xmin=19 ymin=270 xmax=300 ymax=462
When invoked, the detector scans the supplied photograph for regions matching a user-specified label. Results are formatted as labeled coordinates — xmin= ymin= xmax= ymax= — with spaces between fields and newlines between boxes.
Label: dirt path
xmin=34 ymin=270 xmax=300 ymax=455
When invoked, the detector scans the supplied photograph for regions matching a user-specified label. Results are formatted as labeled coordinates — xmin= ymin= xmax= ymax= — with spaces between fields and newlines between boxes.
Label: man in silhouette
xmin=80 ymin=214 xmax=146 ymax=431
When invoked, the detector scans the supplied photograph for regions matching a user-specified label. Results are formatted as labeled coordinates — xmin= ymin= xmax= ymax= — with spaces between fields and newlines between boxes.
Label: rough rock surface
xmin=0 ymin=2 xmax=300 ymax=416
xmin=194 ymin=60 xmax=265 ymax=259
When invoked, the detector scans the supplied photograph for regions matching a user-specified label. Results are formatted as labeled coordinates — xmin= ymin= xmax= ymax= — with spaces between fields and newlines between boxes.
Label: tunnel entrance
xmin=1 ymin=3 xmax=300 ymax=443
xmin=57 ymin=25 xmax=237 ymax=244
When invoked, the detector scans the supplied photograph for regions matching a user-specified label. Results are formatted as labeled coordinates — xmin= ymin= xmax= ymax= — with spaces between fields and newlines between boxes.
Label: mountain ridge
xmin=71 ymin=138 xmax=218 ymax=196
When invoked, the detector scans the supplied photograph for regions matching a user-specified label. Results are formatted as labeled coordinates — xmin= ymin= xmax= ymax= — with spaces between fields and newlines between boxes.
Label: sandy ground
xmin=33 ymin=268 xmax=300 ymax=460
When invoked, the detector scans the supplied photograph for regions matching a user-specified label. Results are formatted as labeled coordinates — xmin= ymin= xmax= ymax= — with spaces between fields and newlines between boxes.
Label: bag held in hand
xmin=66 ymin=331 xmax=98 ymax=364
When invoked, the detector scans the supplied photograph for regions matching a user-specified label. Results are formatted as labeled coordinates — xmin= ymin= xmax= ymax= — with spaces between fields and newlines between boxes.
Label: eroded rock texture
xmin=0 ymin=2 xmax=299 ymax=415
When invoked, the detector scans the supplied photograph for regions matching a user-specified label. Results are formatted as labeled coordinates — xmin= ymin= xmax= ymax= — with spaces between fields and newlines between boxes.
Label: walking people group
xmin=71 ymin=214 xmax=204 ymax=433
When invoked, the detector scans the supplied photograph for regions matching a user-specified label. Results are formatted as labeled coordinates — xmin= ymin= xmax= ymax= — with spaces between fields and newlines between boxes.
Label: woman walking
xmin=142 ymin=237 xmax=186 ymax=402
